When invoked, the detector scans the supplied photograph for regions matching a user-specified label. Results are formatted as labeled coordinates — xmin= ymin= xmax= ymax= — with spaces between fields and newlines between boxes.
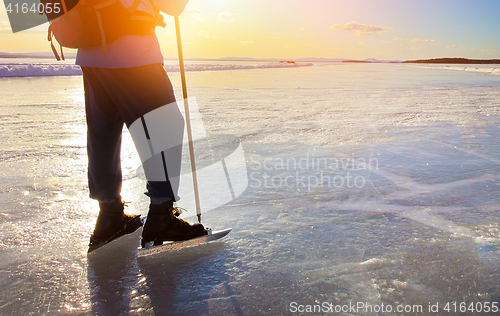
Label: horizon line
xmin=0 ymin=52 xmax=499 ymax=63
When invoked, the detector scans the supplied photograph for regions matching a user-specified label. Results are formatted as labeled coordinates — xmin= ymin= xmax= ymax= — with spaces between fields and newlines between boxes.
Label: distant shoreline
xmin=1 ymin=52 xmax=499 ymax=64
xmin=343 ymin=58 xmax=500 ymax=64
xmin=342 ymin=60 xmax=372 ymax=63
xmin=403 ymin=58 xmax=500 ymax=64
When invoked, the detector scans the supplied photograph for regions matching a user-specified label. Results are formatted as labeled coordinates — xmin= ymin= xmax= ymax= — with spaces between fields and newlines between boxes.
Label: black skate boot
xmin=141 ymin=201 xmax=207 ymax=248
xmin=88 ymin=199 xmax=143 ymax=253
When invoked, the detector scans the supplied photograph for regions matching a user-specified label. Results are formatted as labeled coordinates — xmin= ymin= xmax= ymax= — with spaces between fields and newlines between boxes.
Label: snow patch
xmin=0 ymin=62 xmax=313 ymax=78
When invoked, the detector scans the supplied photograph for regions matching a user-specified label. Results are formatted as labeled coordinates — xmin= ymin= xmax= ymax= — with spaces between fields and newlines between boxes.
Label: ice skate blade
xmin=138 ymin=228 xmax=232 ymax=257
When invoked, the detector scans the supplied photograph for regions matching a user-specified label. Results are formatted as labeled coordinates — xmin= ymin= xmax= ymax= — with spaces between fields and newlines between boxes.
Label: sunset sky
xmin=1 ymin=0 xmax=499 ymax=60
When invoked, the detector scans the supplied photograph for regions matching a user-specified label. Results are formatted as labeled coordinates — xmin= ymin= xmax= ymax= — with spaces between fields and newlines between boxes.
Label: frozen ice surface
xmin=1 ymin=63 xmax=500 ymax=315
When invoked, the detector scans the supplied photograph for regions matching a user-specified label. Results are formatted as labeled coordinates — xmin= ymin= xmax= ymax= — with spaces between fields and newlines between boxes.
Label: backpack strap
xmin=154 ymin=10 xmax=166 ymax=27
xmin=93 ymin=0 xmax=119 ymax=54
xmin=128 ymin=0 xmax=143 ymax=13
xmin=60 ymin=0 xmax=68 ymax=14
xmin=129 ymin=0 xmax=165 ymax=27
xmin=48 ymin=25 xmax=65 ymax=61
xmin=97 ymin=13 xmax=107 ymax=53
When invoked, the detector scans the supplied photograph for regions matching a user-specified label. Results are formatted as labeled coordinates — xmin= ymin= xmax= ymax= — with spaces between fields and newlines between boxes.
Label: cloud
xmin=393 ymin=37 xmax=435 ymax=44
xmin=0 ymin=20 xmax=10 ymax=32
xmin=197 ymin=31 xmax=223 ymax=40
xmin=182 ymin=8 xmax=206 ymax=21
xmin=216 ymin=12 xmax=234 ymax=22
xmin=330 ymin=21 xmax=393 ymax=36
xmin=197 ymin=31 xmax=210 ymax=38
xmin=447 ymin=44 xmax=465 ymax=49
xmin=297 ymin=28 xmax=315 ymax=37
xmin=410 ymin=38 xmax=434 ymax=44
xmin=473 ymin=48 xmax=498 ymax=55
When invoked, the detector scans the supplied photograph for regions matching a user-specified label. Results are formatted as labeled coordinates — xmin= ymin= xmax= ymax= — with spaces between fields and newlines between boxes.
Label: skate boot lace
xmin=122 ymin=201 xmax=136 ymax=220
xmin=170 ymin=207 xmax=191 ymax=226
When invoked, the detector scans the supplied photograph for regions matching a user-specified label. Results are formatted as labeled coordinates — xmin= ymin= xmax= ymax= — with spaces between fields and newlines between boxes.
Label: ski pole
xmin=175 ymin=16 xmax=202 ymax=223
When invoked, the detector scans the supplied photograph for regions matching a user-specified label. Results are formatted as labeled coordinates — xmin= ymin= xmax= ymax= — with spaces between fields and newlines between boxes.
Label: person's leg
xmin=85 ymin=64 xmax=180 ymax=200
xmin=84 ymin=64 xmax=206 ymax=247
xmin=83 ymin=67 xmax=123 ymax=202
xmin=82 ymin=67 xmax=142 ymax=252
